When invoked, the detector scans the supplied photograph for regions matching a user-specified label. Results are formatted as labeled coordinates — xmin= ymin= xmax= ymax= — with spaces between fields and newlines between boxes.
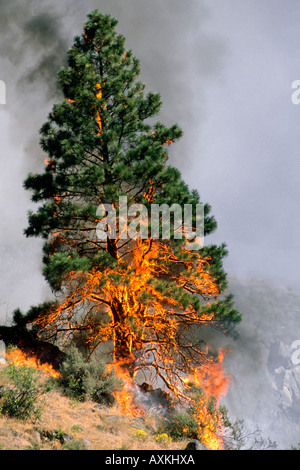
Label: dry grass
xmin=0 ymin=364 xmax=188 ymax=451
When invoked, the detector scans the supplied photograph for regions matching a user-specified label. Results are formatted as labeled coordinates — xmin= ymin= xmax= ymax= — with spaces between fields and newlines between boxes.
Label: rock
xmin=106 ymin=414 xmax=121 ymax=422
xmin=33 ymin=430 xmax=42 ymax=444
xmin=61 ymin=433 xmax=73 ymax=444
xmin=93 ymin=404 xmax=110 ymax=413
xmin=138 ymin=383 xmax=172 ymax=413
xmin=0 ymin=324 xmax=66 ymax=371
xmin=82 ymin=438 xmax=92 ymax=449
xmin=130 ymin=417 xmax=146 ymax=430
xmin=185 ymin=440 xmax=208 ymax=451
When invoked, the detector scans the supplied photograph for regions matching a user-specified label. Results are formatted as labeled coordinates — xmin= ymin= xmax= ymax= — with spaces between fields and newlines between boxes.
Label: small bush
xmin=0 ymin=359 xmax=51 ymax=420
xmin=155 ymin=433 xmax=172 ymax=445
xmin=132 ymin=429 xmax=147 ymax=441
xmin=71 ymin=424 xmax=83 ymax=435
xmin=58 ymin=346 xmax=121 ymax=405
xmin=162 ymin=411 xmax=198 ymax=441
xmin=159 ymin=385 xmax=226 ymax=442
xmin=62 ymin=439 xmax=87 ymax=450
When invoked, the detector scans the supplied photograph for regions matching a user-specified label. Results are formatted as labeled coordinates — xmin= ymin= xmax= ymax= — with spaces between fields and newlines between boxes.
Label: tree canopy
xmin=22 ymin=10 xmax=241 ymax=394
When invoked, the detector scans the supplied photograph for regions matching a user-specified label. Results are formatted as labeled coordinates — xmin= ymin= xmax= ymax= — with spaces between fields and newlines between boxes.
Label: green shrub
xmin=162 ymin=411 xmax=198 ymax=441
xmin=0 ymin=360 xmax=51 ymax=420
xmin=58 ymin=346 xmax=121 ymax=405
xmin=160 ymin=386 xmax=227 ymax=442
xmin=62 ymin=439 xmax=86 ymax=450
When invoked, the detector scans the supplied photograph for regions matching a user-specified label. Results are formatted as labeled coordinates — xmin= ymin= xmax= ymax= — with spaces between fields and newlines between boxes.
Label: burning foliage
xmin=27 ymin=238 xmax=237 ymax=399
xmin=5 ymin=348 xmax=61 ymax=379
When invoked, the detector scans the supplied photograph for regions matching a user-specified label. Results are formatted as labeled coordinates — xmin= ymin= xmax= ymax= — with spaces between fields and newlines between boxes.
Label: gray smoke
xmin=222 ymin=277 xmax=300 ymax=449
xmin=0 ymin=0 xmax=74 ymax=317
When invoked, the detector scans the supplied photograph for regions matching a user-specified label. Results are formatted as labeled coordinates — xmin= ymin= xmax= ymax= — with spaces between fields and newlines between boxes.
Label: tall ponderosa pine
xmin=23 ymin=11 xmax=241 ymax=391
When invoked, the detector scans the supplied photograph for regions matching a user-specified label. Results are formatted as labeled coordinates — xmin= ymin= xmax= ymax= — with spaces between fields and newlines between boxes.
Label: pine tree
xmin=23 ymin=11 xmax=241 ymax=392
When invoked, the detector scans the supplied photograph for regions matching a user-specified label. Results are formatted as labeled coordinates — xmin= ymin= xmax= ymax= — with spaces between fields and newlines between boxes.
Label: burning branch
xmin=21 ymin=10 xmax=241 ymax=450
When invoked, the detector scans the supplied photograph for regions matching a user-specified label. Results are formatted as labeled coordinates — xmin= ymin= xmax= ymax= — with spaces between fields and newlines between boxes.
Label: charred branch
xmin=0 ymin=324 xmax=65 ymax=371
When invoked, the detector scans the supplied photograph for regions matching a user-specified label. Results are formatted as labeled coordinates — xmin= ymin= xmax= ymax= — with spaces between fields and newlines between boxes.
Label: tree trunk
xmin=111 ymin=301 xmax=136 ymax=378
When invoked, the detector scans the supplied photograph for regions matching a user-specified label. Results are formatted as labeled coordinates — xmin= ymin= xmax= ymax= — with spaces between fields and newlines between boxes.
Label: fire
xmin=191 ymin=350 xmax=230 ymax=401
xmin=53 ymin=194 xmax=62 ymax=204
xmin=109 ymin=362 xmax=144 ymax=418
xmin=192 ymin=395 xmax=224 ymax=450
xmin=96 ymin=83 xmax=102 ymax=133
xmin=28 ymin=213 xmax=231 ymax=448
xmin=64 ymin=85 xmax=102 ymax=133
xmin=109 ymin=351 xmax=230 ymax=451
xmin=143 ymin=184 xmax=155 ymax=203
xmin=185 ymin=350 xmax=231 ymax=450
xmin=5 ymin=348 xmax=61 ymax=379
xmin=32 ymin=239 xmax=221 ymax=391
xmin=96 ymin=83 xmax=102 ymax=100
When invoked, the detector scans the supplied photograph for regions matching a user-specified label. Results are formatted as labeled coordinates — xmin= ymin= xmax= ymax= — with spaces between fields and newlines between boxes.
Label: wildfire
xmin=53 ymin=194 xmax=62 ymax=204
xmin=28 ymin=212 xmax=231 ymax=449
xmin=96 ymin=83 xmax=103 ymax=133
xmin=64 ymin=85 xmax=102 ymax=133
xmin=96 ymin=83 xmax=102 ymax=100
xmin=143 ymin=184 xmax=155 ymax=203
xmin=108 ymin=351 xmax=230 ymax=450
xmin=185 ymin=350 xmax=231 ymax=450
xmin=109 ymin=362 xmax=145 ymax=418
xmin=5 ymin=348 xmax=61 ymax=379
xmin=191 ymin=350 xmax=230 ymax=401
xmin=192 ymin=394 xmax=224 ymax=450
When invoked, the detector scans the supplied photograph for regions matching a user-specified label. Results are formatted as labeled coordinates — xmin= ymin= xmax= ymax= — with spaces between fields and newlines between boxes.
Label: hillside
xmin=0 ymin=363 xmax=188 ymax=451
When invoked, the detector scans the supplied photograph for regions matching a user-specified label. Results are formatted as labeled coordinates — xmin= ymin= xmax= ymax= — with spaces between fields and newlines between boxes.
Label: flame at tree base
xmin=108 ymin=349 xmax=231 ymax=450
xmin=108 ymin=361 xmax=146 ymax=418
xmin=183 ymin=350 xmax=231 ymax=450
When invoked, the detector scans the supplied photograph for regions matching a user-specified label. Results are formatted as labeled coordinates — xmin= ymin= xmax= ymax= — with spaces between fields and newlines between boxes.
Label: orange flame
xmin=191 ymin=350 xmax=230 ymax=402
xmin=143 ymin=184 xmax=155 ymax=203
xmin=5 ymin=349 xmax=61 ymax=379
xmin=64 ymin=86 xmax=102 ymax=133
xmin=95 ymin=83 xmax=103 ymax=133
xmin=186 ymin=350 xmax=231 ymax=450
xmin=53 ymin=194 xmax=62 ymax=204
xmin=108 ymin=362 xmax=144 ymax=418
